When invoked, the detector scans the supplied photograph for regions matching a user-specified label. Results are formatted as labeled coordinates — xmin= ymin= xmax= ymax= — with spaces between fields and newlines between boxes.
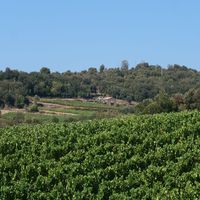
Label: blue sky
xmin=0 ymin=0 xmax=200 ymax=72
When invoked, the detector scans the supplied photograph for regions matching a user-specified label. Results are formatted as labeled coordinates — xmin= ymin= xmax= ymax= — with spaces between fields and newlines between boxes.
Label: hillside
xmin=0 ymin=64 xmax=200 ymax=107
xmin=1 ymin=111 xmax=200 ymax=199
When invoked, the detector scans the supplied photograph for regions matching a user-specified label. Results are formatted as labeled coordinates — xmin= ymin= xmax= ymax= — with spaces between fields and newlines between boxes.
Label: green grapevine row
xmin=1 ymin=111 xmax=200 ymax=199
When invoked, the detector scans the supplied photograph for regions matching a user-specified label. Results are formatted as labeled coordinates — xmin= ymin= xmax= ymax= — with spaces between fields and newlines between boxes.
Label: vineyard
xmin=1 ymin=111 xmax=200 ymax=199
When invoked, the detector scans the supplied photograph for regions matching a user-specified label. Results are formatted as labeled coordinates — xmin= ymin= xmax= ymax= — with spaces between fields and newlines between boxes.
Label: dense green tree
xmin=5 ymin=94 xmax=15 ymax=107
xmin=184 ymin=88 xmax=200 ymax=110
xmin=40 ymin=67 xmax=51 ymax=74
xmin=88 ymin=67 xmax=97 ymax=74
xmin=154 ymin=91 xmax=174 ymax=112
xmin=143 ymin=102 xmax=162 ymax=114
xmin=121 ymin=60 xmax=129 ymax=70
xmin=51 ymin=81 xmax=63 ymax=96
xmin=15 ymin=95 xmax=25 ymax=108
xmin=99 ymin=64 xmax=105 ymax=73
xmin=0 ymin=99 xmax=5 ymax=108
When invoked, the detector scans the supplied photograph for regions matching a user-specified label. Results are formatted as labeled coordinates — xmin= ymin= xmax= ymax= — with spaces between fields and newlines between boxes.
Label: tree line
xmin=0 ymin=62 xmax=200 ymax=111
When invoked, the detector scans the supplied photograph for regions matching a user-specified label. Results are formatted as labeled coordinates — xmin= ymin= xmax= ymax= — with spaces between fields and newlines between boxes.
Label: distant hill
xmin=0 ymin=63 xmax=200 ymax=108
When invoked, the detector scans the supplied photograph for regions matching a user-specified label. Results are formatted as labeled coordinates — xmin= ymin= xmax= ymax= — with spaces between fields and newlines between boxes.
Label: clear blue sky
xmin=0 ymin=0 xmax=200 ymax=72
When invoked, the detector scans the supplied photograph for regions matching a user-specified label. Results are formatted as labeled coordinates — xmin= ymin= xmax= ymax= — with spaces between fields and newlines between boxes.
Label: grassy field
xmin=0 ymin=118 xmax=14 ymax=127
xmin=0 ymin=98 xmax=126 ymax=127
xmin=40 ymin=106 xmax=96 ymax=117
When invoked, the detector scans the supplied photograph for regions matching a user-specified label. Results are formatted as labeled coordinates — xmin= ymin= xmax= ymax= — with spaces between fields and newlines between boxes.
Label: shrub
xmin=28 ymin=104 xmax=39 ymax=112
xmin=120 ymin=106 xmax=135 ymax=114
xmin=143 ymin=102 xmax=162 ymax=114
xmin=15 ymin=95 xmax=25 ymax=108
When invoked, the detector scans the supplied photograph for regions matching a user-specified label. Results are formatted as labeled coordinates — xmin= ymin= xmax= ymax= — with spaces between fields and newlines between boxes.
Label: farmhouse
xmin=96 ymin=96 xmax=116 ymax=105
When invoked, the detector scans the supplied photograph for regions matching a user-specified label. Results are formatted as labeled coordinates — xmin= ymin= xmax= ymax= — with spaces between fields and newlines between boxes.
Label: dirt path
xmin=40 ymin=110 xmax=76 ymax=116
xmin=1 ymin=109 xmax=26 ymax=115
xmin=38 ymin=102 xmax=73 ymax=109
